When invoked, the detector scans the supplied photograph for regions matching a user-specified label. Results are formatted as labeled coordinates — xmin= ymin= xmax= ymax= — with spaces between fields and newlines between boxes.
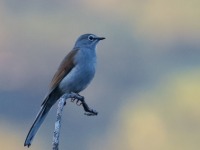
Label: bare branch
xmin=52 ymin=93 xmax=98 ymax=150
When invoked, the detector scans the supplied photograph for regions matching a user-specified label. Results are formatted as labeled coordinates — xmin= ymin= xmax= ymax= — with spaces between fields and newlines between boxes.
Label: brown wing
xmin=49 ymin=48 xmax=79 ymax=91
xmin=41 ymin=48 xmax=79 ymax=106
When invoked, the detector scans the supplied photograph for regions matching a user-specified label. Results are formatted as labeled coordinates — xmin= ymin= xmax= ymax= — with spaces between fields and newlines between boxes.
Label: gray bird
xmin=24 ymin=33 xmax=105 ymax=147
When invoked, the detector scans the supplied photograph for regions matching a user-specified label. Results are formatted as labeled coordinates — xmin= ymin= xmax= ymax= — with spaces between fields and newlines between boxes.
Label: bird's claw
xmin=71 ymin=98 xmax=82 ymax=106
xmin=69 ymin=93 xmax=98 ymax=116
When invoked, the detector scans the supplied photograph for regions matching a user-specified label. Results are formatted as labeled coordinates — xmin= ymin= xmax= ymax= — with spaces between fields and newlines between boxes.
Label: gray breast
xmin=59 ymin=50 xmax=96 ymax=93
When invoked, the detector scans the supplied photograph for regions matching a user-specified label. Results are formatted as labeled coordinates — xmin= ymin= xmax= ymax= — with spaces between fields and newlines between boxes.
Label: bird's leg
xmin=70 ymin=92 xmax=98 ymax=116
xmin=75 ymin=93 xmax=84 ymax=106
xmin=70 ymin=93 xmax=83 ymax=105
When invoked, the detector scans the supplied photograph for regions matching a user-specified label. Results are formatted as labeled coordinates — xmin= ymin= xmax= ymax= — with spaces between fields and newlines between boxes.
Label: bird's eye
xmin=88 ymin=35 xmax=95 ymax=41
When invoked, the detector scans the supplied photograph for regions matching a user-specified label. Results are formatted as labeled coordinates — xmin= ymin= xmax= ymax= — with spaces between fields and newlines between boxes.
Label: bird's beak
xmin=95 ymin=37 xmax=106 ymax=40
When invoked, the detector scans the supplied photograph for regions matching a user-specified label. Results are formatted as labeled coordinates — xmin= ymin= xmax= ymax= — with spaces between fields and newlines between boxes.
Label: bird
xmin=24 ymin=33 xmax=105 ymax=147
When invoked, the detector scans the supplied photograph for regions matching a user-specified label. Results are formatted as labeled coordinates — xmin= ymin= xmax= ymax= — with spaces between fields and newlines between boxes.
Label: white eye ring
xmin=88 ymin=35 xmax=95 ymax=41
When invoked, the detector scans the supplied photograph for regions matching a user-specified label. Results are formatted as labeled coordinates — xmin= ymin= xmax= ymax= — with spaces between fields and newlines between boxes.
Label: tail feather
xmin=24 ymin=104 xmax=51 ymax=147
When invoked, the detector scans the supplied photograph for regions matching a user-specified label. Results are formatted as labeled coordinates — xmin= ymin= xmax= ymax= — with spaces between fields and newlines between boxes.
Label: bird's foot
xmin=70 ymin=92 xmax=98 ymax=116
xmin=70 ymin=94 xmax=84 ymax=106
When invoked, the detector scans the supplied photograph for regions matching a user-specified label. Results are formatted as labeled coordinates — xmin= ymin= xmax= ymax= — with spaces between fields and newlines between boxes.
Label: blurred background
xmin=0 ymin=0 xmax=200 ymax=150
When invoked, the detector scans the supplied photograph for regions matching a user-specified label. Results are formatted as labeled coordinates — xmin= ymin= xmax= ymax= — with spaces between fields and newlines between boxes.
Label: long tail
xmin=24 ymin=102 xmax=52 ymax=147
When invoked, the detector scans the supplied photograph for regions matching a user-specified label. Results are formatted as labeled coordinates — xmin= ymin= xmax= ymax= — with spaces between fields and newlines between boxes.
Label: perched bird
xmin=24 ymin=33 xmax=105 ymax=147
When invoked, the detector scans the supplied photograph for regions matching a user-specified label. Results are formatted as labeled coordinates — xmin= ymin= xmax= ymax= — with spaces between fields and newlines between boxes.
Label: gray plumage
xmin=24 ymin=33 xmax=105 ymax=147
